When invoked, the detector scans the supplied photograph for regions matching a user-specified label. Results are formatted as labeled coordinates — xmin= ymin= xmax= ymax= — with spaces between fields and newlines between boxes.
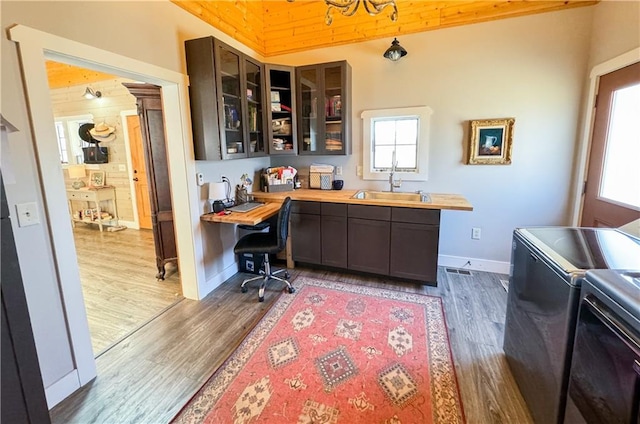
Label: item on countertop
xmin=261 ymin=166 xmax=297 ymax=192
xmin=332 ymin=179 xmax=344 ymax=190
xmin=309 ymin=163 xmax=335 ymax=190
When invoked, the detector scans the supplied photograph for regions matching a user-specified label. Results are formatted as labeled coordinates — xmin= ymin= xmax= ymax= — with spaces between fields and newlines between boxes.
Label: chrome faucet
xmin=389 ymin=154 xmax=402 ymax=192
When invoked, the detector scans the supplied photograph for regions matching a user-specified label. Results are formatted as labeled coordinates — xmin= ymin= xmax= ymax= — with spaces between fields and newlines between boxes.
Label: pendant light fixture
xmin=383 ymin=38 xmax=407 ymax=62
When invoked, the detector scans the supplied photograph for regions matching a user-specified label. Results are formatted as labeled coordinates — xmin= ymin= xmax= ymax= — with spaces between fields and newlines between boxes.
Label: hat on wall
xmin=78 ymin=123 xmax=95 ymax=143
xmin=89 ymin=122 xmax=116 ymax=142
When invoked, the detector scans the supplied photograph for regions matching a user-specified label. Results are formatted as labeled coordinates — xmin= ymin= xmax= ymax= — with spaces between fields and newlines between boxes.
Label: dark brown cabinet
xmin=347 ymin=205 xmax=391 ymax=275
xmin=266 ymin=64 xmax=297 ymax=155
xmin=389 ymin=207 xmax=440 ymax=283
xmin=185 ymin=36 xmax=267 ymax=160
xmin=320 ymin=203 xmax=347 ymax=268
xmin=123 ymin=83 xmax=177 ymax=280
xmin=290 ymin=201 xmax=321 ymax=264
xmin=296 ymin=61 xmax=351 ymax=155
xmin=290 ymin=201 xmax=440 ymax=284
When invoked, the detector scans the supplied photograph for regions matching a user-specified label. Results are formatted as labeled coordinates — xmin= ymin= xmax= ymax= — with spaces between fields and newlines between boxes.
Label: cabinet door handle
xmin=133 ymin=177 xmax=139 ymax=182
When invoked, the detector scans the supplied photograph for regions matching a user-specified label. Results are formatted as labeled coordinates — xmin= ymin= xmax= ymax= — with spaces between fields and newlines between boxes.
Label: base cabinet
xmin=321 ymin=203 xmax=348 ymax=268
xmin=291 ymin=201 xmax=440 ymax=284
xmin=290 ymin=201 xmax=321 ymax=264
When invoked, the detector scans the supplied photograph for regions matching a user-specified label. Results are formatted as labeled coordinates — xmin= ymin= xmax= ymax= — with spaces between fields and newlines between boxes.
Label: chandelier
xmin=287 ymin=0 xmax=398 ymax=26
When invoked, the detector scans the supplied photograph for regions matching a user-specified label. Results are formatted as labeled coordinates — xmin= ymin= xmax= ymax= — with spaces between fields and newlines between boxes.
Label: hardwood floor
xmin=50 ymin=265 xmax=533 ymax=423
xmin=73 ymin=224 xmax=182 ymax=355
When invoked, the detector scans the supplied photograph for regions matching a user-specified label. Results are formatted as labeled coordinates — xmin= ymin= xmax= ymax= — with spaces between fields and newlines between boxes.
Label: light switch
xmin=16 ymin=202 xmax=40 ymax=227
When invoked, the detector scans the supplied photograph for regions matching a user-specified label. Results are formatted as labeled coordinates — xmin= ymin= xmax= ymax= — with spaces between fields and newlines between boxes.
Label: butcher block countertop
xmin=252 ymin=189 xmax=473 ymax=211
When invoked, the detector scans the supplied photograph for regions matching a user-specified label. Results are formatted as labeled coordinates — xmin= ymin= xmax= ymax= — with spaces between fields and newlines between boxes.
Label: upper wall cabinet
xmin=185 ymin=36 xmax=267 ymax=160
xmin=266 ymin=65 xmax=298 ymax=155
xmin=296 ymin=61 xmax=352 ymax=156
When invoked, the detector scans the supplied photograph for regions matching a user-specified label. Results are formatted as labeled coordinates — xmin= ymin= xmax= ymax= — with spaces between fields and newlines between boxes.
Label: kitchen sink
xmin=351 ymin=190 xmax=431 ymax=203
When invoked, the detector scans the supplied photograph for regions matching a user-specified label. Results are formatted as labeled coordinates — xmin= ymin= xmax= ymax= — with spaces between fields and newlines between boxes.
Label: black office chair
xmin=233 ymin=197 xmax=295 ymax=302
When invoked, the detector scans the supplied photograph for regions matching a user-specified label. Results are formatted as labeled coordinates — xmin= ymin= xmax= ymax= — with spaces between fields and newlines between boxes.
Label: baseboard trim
xmin=200 ymin=262 xmax=240 ymax=299
xmin=45 ymin=370 xmax=80 ymax=409
xmin=116 ymin=219 xmax=138 ymax=230
xmin=438 ymin=254 xmax=510 ymax=275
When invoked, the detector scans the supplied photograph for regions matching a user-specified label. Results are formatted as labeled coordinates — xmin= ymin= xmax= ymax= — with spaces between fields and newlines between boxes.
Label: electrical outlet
xmin=196 ymin=172 xmax=204 ymax=186
xmin=335 ymin=166 xmax=343 ymax=176
xmin=471 ymin=227 xmax=481 ymax=240
xmin=356 ymin=165 xmax=363 ymax=176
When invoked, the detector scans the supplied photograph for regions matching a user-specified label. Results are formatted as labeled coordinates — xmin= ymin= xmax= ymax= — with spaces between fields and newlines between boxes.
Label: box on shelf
xmin=272 ymin=118 xmax=291 ymax=135
xmin=265 ymin=182 xmax=294 ymax=192
xmin=310 ymin=172 xmax=333 ymax=190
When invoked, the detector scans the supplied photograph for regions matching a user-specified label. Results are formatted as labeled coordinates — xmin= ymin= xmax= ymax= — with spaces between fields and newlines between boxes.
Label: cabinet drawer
xmin=68 ymin=192 xmax=92 ymax=201
xmin=321 ymin=202 xmax=347 ymax=217
xmin=391 ymin=208 xmax=440 ymax=225
xmin=291 ymin=201 xmax=320 ymax=215
xmin=348 ymin=204 xmax=390 ymax=221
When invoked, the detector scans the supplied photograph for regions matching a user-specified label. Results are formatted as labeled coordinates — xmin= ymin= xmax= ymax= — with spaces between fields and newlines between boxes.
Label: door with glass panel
xmin=581 ymin=62 xmax=640 ymax=227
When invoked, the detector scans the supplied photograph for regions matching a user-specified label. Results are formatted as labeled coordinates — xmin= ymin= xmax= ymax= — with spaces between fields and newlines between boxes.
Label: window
xmin=362 ymin=106 xmax=432 ymax=181
xmin=54 ymin=114 xmax=94 ymax=165
xmin=599 ymin=83 xmax=640 ymax=209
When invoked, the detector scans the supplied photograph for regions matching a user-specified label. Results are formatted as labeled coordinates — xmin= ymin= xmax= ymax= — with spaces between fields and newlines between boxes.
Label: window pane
xmin=55 ymin=121 xmax=68 ymax=163
xmin=374 ymin=145 xmax=395 ymax=169
xmin=396 ymin=145 xmax=417 ymax=169
xmin=373 ymin=120 xmax=396 ymax=145
xmin=396 ymin=119 xmax=418 ymax=145
xmin=600 ymin=83 xmax=640 ymax=208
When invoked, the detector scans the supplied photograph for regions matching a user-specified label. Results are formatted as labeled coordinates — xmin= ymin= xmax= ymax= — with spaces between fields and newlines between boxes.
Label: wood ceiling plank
xmin=46 ymin=61 xmax=116 ymax=90
xmin=171 ymin=0 xmax=598 ymax=57
xmin=172 ymin=0 xmax=265 ymax=55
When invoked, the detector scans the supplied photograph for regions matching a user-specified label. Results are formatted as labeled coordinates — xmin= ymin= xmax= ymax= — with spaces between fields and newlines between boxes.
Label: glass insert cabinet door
xmin=296 ymin=61 xmax=351 ymax=155
xmin=245 ymin=59 xmax=265 ymax=157
xmin=217 ymin=44 xmax=244 ymax=158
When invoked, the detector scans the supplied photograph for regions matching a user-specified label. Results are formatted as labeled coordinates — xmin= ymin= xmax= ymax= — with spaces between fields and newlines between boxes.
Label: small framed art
xmin=89 ymin=171 xmax=105 ymax=187
xmin=467 ymin=118 xmax=515 ymax=165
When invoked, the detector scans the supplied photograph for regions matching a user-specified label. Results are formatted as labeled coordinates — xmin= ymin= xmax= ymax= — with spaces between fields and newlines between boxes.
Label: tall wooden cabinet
xmin=123 ymin=83 xmax=178 ymax=280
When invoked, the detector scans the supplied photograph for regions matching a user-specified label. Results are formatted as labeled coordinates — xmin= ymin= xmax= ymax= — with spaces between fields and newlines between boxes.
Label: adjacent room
xmin=2 ymin=1 xmax=638 ymax=423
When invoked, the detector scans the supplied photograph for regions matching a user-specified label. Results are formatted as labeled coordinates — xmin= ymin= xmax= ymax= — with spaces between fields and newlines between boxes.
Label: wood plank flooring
xmin=50 ymin=265 xmax=533 ymax=423
xmin=73 ymin=224 xmax=182 ymax=355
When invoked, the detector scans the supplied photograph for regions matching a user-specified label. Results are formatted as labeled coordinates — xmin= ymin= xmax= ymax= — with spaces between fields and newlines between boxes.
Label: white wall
xmin=587 ymin=0 xmax=640 ymax=68
xmin=270 ymin=7 xmax=595 ymax=268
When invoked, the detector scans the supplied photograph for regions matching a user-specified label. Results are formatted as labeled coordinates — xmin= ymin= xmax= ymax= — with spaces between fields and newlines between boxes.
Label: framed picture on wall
xmin=89 ymin=171 xmax=105 ymax=187
xmin=467 ymin=117 xmax=515 ymax=165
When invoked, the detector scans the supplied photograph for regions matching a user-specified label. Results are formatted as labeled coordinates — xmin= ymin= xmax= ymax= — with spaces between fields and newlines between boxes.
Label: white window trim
xmin=362 ymin=106 xmax=433 ymax=181
xmin=55 ymin=114 xmax=94 ymax=166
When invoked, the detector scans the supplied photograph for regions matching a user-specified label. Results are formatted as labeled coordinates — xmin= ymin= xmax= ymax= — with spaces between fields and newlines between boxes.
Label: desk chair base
xmin=240 ymin=253 xmax=295 ymax=302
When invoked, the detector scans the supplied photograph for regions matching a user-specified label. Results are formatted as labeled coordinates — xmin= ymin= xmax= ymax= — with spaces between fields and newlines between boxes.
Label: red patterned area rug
xmin=172 ymin=277 xmax=465 ymax=424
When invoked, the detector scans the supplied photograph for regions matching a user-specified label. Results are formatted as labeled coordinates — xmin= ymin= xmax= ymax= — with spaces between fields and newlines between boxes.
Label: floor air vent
xmin=445 ymin=268 xmax=473 ymax=276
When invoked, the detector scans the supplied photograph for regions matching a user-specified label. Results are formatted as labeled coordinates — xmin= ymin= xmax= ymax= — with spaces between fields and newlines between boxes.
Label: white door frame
xmin=570 ymin=47 xmax=640 ymax=225
xmin=9 ymin=24 xmax=205 ymax=405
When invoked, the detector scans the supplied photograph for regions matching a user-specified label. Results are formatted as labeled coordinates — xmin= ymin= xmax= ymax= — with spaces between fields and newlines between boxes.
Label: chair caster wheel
xmin=284 ymin=271 xmax=290 ymax=279
xmin=241 ymin=286 xmax=248 ymax=293
xmin=288 ymin=287 xmax=296 ymax=294
xmin=258 ymin=297 xmax=264 ymax=302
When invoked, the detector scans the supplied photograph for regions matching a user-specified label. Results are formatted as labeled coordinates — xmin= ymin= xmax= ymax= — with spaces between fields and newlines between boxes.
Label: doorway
xmin=581 ymin=61 xmax=640 ymax=227
xmin=47 ymin=62 xmax=182 ymax=356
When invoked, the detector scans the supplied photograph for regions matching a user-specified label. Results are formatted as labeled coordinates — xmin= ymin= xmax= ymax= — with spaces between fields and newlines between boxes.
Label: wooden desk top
xmin=200 ymin=202 xmax=281 ymax=225
xmin=252 ymin=189 xmax=473 ymax=211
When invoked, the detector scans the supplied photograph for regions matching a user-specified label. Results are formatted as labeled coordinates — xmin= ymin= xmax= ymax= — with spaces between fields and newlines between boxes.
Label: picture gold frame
xmin=467 ymin=118 xmax=515 ymax=165
xmin=89 ymin=170 xmax=105 ymax=187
